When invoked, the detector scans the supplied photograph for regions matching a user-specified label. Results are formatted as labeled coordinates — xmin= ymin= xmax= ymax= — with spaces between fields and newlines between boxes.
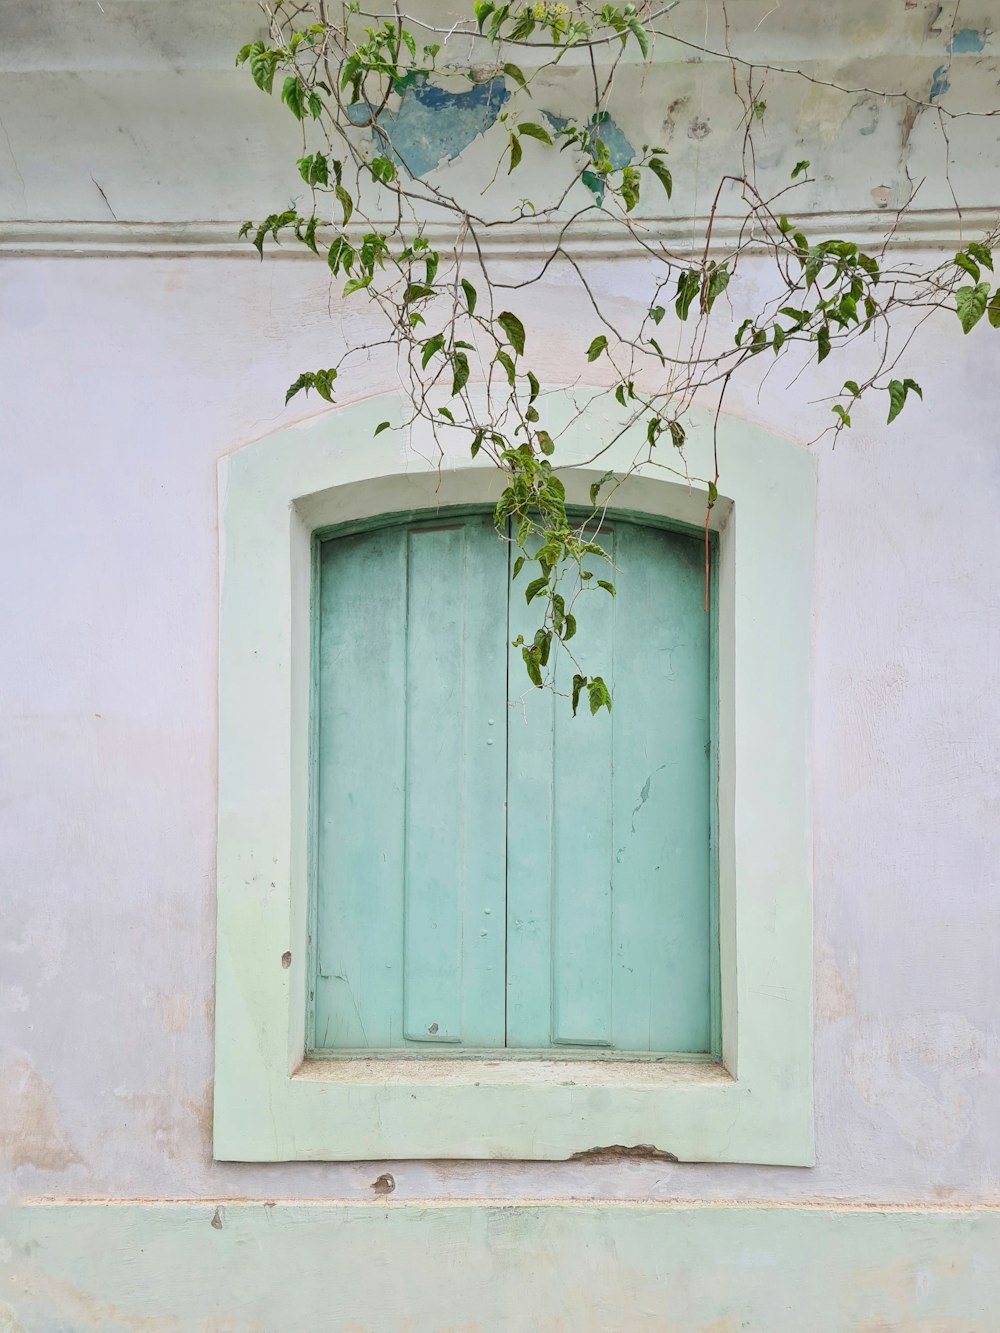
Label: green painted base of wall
xmin=2 ymin=1202 xmax=997 ymax=1331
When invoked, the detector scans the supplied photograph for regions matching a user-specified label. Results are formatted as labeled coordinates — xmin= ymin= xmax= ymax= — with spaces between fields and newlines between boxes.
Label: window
xmin=311 ymin=510 xmax=716 ymax=1056
xmin=213 ymin=388 xmax=814 ymax=1164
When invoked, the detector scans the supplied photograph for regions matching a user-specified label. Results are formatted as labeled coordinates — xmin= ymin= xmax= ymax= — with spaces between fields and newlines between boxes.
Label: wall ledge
xmin=2 ymin=208 xmax=997 ymax=259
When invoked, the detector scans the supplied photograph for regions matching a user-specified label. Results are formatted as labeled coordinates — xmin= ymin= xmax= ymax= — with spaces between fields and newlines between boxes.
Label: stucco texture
xmin=2 ymin=250 xmax=999 ymax=1206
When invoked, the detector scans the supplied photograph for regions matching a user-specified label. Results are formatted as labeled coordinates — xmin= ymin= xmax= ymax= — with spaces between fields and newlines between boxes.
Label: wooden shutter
xmin=313 ymin=511 xmax=712 ymax=1054
xmin=313 ymin=515 xmax=508 ymax=1050
xmin=505 ymin=519 xmax=713 ymax=1053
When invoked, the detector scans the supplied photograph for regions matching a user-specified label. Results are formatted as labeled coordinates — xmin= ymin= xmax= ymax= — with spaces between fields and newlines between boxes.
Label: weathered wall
xmin=2 ymin=0 xmax=1000 ymax=1326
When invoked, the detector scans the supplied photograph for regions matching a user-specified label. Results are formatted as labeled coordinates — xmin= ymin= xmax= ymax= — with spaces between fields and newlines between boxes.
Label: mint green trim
xmin=5 ymin=1203 xmax=997 ymax=1331
xmin=214 ymin=388 xmax=815 ymax=1162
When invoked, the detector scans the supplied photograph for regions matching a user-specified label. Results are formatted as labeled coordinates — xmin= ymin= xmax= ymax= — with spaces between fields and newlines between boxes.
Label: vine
xmin=237 ymin=0 xmax=999 ymax=713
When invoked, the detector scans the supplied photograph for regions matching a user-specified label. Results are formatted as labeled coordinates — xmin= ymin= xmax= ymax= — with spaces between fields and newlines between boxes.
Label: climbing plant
xmin=237 ymin=0 xmax=999 ymax=712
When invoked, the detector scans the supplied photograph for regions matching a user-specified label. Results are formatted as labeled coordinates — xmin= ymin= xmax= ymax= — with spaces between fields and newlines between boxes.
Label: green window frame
xmin=213 ymin=387 xmax=815 ymax=1164
xmin=309 ymin=508 xmax=719 ymax=1059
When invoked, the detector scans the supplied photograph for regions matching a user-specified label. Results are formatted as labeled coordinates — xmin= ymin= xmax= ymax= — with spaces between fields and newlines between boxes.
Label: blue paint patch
xmin=929 ymin=65 xmax=951 ymax=100
xmin=543 ymin=110 xmax=635 ymax=201
xmin=949 ymin=27 xmax=987 ymax=54
xmin=349 ymin=76 xmax=509 ymax=178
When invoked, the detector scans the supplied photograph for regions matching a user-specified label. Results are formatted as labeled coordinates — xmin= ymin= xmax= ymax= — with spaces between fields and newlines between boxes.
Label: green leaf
xmin=495 ymin=350 xmax=516 ymax=385
xmin=752 ymin=98 xmax=767 ymax=120
xmin=421 ymin=333 xmax=445 ymax=369
xmin=470 ymin=428 xmax=485 ymax=458
xmin=587 ymin=334 xmax=608 ymax=361
xmin=886 ymin=379 xmax=907 ymax=423
xmin=647 ymin=156 xmax=673 ymax=199
xmin=597 ymin=579 xmax=616 ymax=597
xmin=474 ymin=0 xmax=495 ymax=31
xmin=675 ymin=269 xmax=699 ymax=321
xmin=370 ymin=156 xmax=396 ymax=184
xmin=620 ymin=165 xmax=640 ymax=213
xmin=522 ymin=645 xmax=543 ymax=688
xmin=308 ymin=89 xmax=323 ymax=119
xmin=791 ymin=159 xmax=810 ymax=179
xmin=831 ymin=404 xmax=851 ymax=428
xmin=404 ymin=283 xmax=435 ymax=304
xmin=508 ymin=132 xmax=523 ymax=173
xmin=669 ymin=420 xmax=686 ymax=449
xmin=843 ymin=379 xmax=861 ymax=396
xmin=400 ymin=28 xmax=417 ymax=59
xmin=342 ymin=273 xmax=371 ymax=298
xmin=967 ymin=241 xmax=993 ymax=271
xmin=707 ymin=480 xmax=719 ymax=505
xmin=703 ymin=262 xmax=730 ymax=313
xmin=587 ymin=675 xmax=612 ymax=715
xmin=988 ymin=289 xmax=1000 ymax=328
xmin=527 ymin=370 xmax=540 ymax=402
xmin=563 ymin=614 xmax=577 ymax=642
xmin=816 ymin=323 xmax=831 ymax=362
xmin=518 ymin=121 xmax=553 ymax=144
xmin=590 ymin=469 xmax=615 ymax=504
xmin=954 ymin=251 xmax=981 ymax=282
xmin=536 ymin=429 xmax=555 ymax=455
xmin=498 ymin=311 xmax=526 ymax=355
xmin=649 ymin=305 xmax=665 ymax=325
xmin=374 ymin=420 xmax=392 ymax=436
xmin=327 ymin=237 xmax=355 ymax=274
xmin=625 ymin=10 xmax=649 ymax=56
xmin=955 ymin=282 xmax=990 ymax=333
xmin=512 ymin=555 xmax=526 ymax=579
xmin=297 ymin=153 xmax=329 ymax=186
xmin=248 ymin=42 xmax=277 ymax=94
xmin=451 ymin=350 xmax=470 ymax=396
xmin=886 ymin=377 xmax=922 ymax=424
xmin=503 ymin=62 xmax=529 ymax=92
xmin=571 ymin=673 xmax=586 ymax=716
xmin=437 ymin=406 xmax=455 ymax=423
xmin=461 ymin=279 xmax=477 ymax=315
xmin=281 ymin=76 xmax=307 ymax=120
xmin=284 ymin=367 xmax=337 ymax=405
xmin=525 ymin=574 xmax=549 ymax=604
xmin=335 ymin=185 xmax=353 ymax=226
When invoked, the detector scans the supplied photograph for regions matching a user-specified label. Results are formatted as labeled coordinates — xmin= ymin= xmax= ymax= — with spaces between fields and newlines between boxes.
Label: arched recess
xmin=214 ymin=386 xmax=815 ymax=1165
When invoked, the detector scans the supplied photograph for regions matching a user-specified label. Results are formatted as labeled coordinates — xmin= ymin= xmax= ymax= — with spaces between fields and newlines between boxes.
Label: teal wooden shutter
xmin=313 ymin=511 xmax=713 ymax=1054
xmin=507 ymin=520 xmax=713 ymax=1053
xmin=313 ymin=515 xmax=508 ymax=1050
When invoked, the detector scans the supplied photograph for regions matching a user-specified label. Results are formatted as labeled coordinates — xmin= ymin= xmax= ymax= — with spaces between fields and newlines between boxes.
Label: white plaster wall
xmin=2 ymin=244 xmax=999 ymax=1206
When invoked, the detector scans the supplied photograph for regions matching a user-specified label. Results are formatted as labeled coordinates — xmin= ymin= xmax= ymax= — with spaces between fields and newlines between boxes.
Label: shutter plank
xmin=610 ymin=522 xmax=712 ymax=1052
xmin=314 ymin=515 xmax=507 ymax=1051
xmin=403 ymin=519 xmax=507 ymax=1046
xmin=314 ymin=525 xmax=408 ymax=1050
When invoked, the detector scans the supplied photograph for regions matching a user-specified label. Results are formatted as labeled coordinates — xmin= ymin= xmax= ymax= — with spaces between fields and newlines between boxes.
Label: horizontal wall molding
xmin=2 ymin=208 xmax=998 ymax=260
xmin=2 ymin=1201 xmax=998 ymax=1330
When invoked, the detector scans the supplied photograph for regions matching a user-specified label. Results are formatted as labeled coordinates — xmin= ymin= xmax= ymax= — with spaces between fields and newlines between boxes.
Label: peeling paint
xmin=929 ymin=65 xmax=951 ymax=101
xmin=948 ymin=28 xmax=987 ymax=54
xmin=350 ymin=75 xmax=509 ymax=179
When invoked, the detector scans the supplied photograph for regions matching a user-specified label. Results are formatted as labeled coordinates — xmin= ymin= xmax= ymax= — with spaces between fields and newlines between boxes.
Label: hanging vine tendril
xmin=237 ymin=0 xmax=1000 ymax=713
